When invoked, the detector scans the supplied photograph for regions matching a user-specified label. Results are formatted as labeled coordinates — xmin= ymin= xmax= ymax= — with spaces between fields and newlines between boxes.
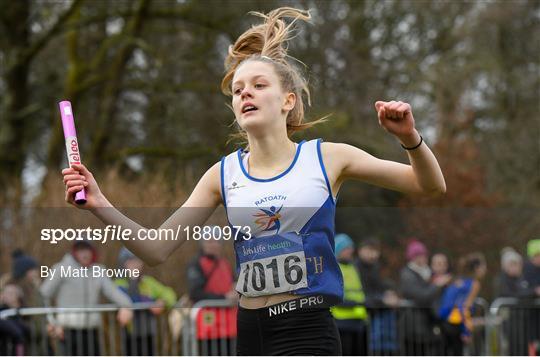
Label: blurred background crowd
xmin=1 ymin=235 xmax=539 ymax=355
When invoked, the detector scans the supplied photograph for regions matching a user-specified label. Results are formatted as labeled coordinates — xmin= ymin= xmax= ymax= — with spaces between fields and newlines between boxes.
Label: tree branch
xmin=18 ymin=0 xmax=84 ymax=66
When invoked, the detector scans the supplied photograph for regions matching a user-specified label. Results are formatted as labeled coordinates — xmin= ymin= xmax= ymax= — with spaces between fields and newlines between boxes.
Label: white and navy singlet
xmin=220 ymin=138 xmax=344 ymax=304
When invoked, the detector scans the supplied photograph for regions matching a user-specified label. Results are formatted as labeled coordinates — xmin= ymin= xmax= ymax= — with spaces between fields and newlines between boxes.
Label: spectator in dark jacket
xmin=3 ymin=249 xmax=42 ymax=308
xmin=430 ymin=252 xmax=452 ymax=282
xmin=494 ymin=247 xmax=532 ymax=298
xmin=523 ymin=239 xmax=540 ymax=355
xmin=430 ymin=252 xmax=453 ymax=316
xmin=356 ymin=238 xmax=399 ymax=309
xmin=356 ymin=238 xmax=399 ymax=355
xmin=0 ymin=250 xmax=51 ymax=355
xmin=399 ymin=240 xmax=451 ymax=356
xmin=524 ymin=239 xmax=540 ymax=296
xmin=494 ymin=247 xmax=534 ymax=355
xmin=0 ymin=283 xmax=28 ymax=355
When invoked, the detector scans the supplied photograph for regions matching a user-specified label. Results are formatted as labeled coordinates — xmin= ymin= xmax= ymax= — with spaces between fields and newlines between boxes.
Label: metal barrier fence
xmin=364 ymin=298 xmax=488 ymax=356
xmin=0 ymin=302 xmax=182 ymax=356
xmin=487 ymin=297 xmax=540 ymax=356
xmin=1 ymin=298 xmax=539 ymax=356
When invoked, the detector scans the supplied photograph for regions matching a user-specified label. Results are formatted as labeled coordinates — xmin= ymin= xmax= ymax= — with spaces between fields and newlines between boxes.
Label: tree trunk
xmin=87 ymin=0 xmax=151 ymax=168
xmin=0 ymin=0 xmax=30 ymax=197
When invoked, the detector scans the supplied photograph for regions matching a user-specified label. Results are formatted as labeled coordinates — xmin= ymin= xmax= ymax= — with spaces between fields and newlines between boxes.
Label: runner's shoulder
xmin=184 ymin=161 xmax=222 ymax=207
xmin=320 ymin=141 xmax=366 ymax=156
xmin=203 ymin=161 xmax=222 ymax=192
xmin=319 ymin=141 xmax=353 ymax=171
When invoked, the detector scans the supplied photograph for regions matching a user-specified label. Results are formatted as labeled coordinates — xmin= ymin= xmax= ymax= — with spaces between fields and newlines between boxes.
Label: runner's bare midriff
xmin=240 ymin=293 xmax=298 ymax=309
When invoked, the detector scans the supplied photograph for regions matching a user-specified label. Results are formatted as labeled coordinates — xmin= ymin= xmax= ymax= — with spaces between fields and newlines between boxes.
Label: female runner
xmin=62 ymin=7 xmax=445 ymax=355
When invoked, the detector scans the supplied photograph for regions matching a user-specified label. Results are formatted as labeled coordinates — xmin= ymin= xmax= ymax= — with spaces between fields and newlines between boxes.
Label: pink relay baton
xmin=59 ymin=101 xmax=86 ymax=205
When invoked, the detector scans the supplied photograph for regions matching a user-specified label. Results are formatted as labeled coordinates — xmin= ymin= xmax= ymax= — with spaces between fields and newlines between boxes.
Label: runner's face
xmin=231 ymin=61 xmax=294 ymax=134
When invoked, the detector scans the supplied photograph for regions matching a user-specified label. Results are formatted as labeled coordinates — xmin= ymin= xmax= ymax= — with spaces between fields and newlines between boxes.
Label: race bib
xmin=235 ymin=232 xmax=308 ymax=297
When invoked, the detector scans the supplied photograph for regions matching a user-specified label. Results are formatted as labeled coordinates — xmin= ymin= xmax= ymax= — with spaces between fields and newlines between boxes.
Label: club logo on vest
xmin=253 ymin=205 xmax=283 ymax=234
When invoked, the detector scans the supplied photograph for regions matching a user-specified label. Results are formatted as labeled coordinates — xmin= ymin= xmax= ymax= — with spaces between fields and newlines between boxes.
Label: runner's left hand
xmin=374 ymin=101 xmax=417 ymax=141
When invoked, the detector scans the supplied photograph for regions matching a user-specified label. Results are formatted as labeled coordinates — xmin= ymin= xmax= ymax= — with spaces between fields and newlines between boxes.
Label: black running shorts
xmin=236 ymin=296 xmax=341 ymax=355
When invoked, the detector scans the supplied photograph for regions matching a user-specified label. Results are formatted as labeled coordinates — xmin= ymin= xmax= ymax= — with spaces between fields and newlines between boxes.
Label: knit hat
xmin=406 ymin=240 xmax=428 ymax=261
xmin=12 ymin=249 xmax=38 ymax=280
xmin=118 ymin=247 xmax=139 ymax=268
xmin=501 ymin=247 xmax=522 ymax=267
xmin=334 ymin=233 xmax=354 ymax=257
xmin=527 ymin=239 xmax=540 ymax=258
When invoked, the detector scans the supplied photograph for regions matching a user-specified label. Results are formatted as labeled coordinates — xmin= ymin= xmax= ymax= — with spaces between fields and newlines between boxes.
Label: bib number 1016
xmin=237 ymin=252 xmax=308 ymax=296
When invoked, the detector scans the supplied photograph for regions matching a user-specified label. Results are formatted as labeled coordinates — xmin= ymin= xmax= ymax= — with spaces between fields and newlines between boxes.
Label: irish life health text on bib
xmin=235 ymin=232 xmax=308 ymax=297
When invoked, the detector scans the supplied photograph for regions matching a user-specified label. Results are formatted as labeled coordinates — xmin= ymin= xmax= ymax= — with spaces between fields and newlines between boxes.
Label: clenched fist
xmin=374 ymin=101 xmax=419 ymax=146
